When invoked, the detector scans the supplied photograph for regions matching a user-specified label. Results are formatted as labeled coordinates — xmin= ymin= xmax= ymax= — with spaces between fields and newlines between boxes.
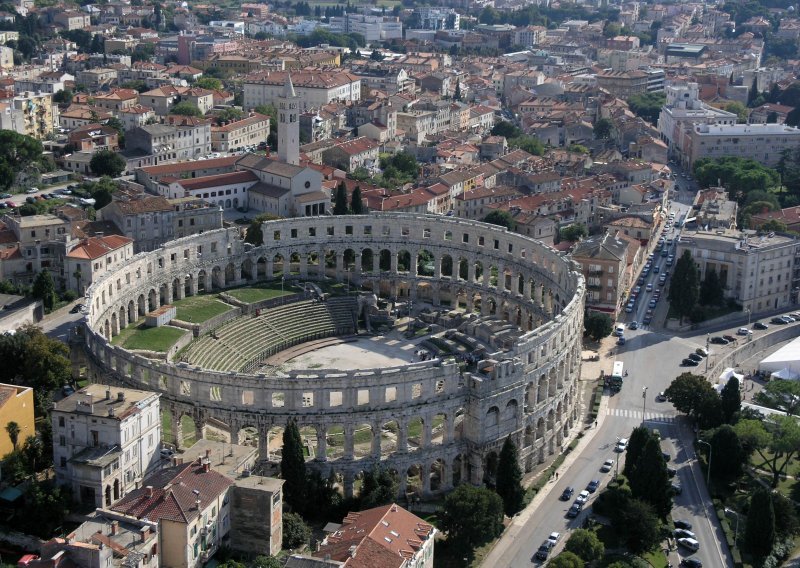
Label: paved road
xmin=39 ymin=308 xmax=82 ymax=342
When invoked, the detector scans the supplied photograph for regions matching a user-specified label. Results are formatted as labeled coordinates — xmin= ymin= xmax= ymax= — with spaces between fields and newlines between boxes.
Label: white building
xmin=53 ymin=384 xmax=162 ymax=509
xmin=327 ymin=14 xmax=402 ymax=42
xmin=243 ymin=70 xmax=361 ymax=112
xmin=675 ymin=230 xmax=800 ymax=314
xmin=65 ymin=235 xmax=135 ymax=295
xmin=684 ymin=123 xmax=800 ymax=168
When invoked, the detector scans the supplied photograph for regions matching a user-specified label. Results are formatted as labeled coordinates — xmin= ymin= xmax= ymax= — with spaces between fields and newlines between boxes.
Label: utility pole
xmin=642 ymin=387 xmax=648 ymax=421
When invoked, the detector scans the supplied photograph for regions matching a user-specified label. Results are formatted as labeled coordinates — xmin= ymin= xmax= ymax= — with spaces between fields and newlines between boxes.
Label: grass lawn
xmin=162 ymin=409 xmax=172 ymax=441
xmin=225 ymin=282 xmax=294 ymax=304
xmin=111 ymin=323 xmax=187 ymax=352
xmin=172 ymin=295 xmax=233 ymax=323
xmin=181 ymin=414 xmax=197 ymax=447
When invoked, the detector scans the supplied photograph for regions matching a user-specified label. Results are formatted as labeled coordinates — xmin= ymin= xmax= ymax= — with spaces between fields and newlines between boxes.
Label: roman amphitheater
xmin=75 ymin=213 xmax=586 ymax=498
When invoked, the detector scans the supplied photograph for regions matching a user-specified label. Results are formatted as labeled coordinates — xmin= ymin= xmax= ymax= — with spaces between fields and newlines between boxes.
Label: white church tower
xmin=277 ymin=74 xmax=300 ymax=165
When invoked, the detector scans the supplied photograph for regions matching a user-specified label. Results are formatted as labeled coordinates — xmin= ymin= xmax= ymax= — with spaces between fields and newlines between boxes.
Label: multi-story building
xmin=10 ymin=91 xmax=56 ymax=139
xmin=65 ymin=234 xmax=135 ymax=295
xmin=210 ymin=112 xmax=270 ymax=153
xmin=353 ymin=67 xmax=412 ymax=96
xmin=676 ymin=230 xmax=800 ymax=313
xmin=0 ymin=383 xmax=33 ymax=458
xmin=571 ymin=232 xmax=634 ymax=315
xmin=67 ymin=123 xmax=119 ymax=152
xmin=76 ymin=68 xmax=118 ymax=91
xmin=54 ymin=10 xmax=91 ymax=30
xmin=683 ymin=123 xmax=800 ymax=169
xmin=328 ymin=13 xmax=402 ymax=42
xmin=320 ymin=136 xmax=380 ymax=172
xmin=243 ymin=70 xmax=361 ymax=112
xmin=513 ymin=25 xmax=547 ymax=47
xmin=126 ymin=121 xmax=212 ymax=165
xmin=53 ymin=385 xmax=162 ymax=508
xmin=410 ymin=7 xmax=459 ymax=30
xmin=596 ymin=69 xmax=664 ymax=98
xmin=140 ymin=85 xmax=215 ymax=116
xmin=92 ymin=89 xmax=140 ymax=114
xmin=0 ymin=212 xmax=73 ymax=288
xmin=97 ymin=191 xmax=174 ymax=253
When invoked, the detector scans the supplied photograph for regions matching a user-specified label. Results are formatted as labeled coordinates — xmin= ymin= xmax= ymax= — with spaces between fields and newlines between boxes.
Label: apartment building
xmin=53 ymin=385 xmax=162 ymax=509
xmin=126 ymin=121 xmax=212 ymax=165
xmin=0 ymin=384 xmax=33 ymax=458
xmin=65 ymin=234 xmax=135 ymax=295
xmin=328 ymin=13 xmax=402 ymax=42
xmin=596 ymin=69 xmax=664 ymax=98
xmin=320 ymin=136 xmax=380 ymax=172
xmin=140 ymin=85 xmax=215 ymax=116
xmin=10 ymin=91 xmax=56 ymax=139
xmin=683 ymin=123 xmax=800 ymax=168
xmin=0 ymin=212 xmax=73 ymax=288
xmin=210 ymin=112 xmax=270 ymax=153
xmin=571 ymin=232 xmax=634 ymax=315
xmin=243 ymin=70 xmax=361 ymax=112
xmin=677 ymin=230 xmax=800 ymax=313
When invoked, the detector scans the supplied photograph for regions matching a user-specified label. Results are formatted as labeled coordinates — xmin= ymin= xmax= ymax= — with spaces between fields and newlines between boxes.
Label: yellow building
xmin=0 ymin=383 xmax=34 ymax=457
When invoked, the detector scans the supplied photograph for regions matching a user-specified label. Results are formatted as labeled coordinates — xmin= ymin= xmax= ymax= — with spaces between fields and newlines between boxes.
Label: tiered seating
xmin=181 ymin=297 xmax=358 ymax=371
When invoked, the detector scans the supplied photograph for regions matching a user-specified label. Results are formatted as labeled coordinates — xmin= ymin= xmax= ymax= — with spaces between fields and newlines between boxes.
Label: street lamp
xmin=705 ymin=333 xmax=711 ymax=374
xmin=745 ymin=307 xmax=752 ymax=326
xmin=642 ymin=387 xmax=648 ymax=422
xmin=697 ymin=439 xmax=712 ymax=488
xmin=615 ymin=437 xmax=621 ymax=480
xmin=725 ymin=508 xmax=741 ymax=548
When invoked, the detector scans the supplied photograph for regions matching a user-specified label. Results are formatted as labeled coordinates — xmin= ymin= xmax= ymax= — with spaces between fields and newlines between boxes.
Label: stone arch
xmin=172 ymin=277 xmax=181 ymax=300
xmin=353 ymin=422 xmax=373 ymax=459
xmin=430 ymin=458 xmax=445 ymax=492
xmin=486 ymin=406 xmax=499 ymax=427
xmin=325 ymin=423 xmax=345 ymax=460
xmin=197 ymin=270 xmax=207 ymax=293
xmin=548 ymin=367 xmax=557 ymax=397
xmin=380 ymin=419 xmax=399 ymax=455
xmin=397 ymin=250 xmax=411 ymax=273
xmin=265 ymin=425 xmax=284 ymax=461
xmin=361 ymin=248 xmax=375 ymax=273
xmin=299 ymin=424 xmax=318 ymax=462
xmin=474 ymin=260 xmax=483 ymax=283
xmin=256 ymin=257 xmax=267 ymax=279
xmin=147 ymin=289 xmax=157 ymax=311
xmin=379 ymin=249 xmax=392 ymax=272
xmin=458 ymin=257 xmax=469 ymax=280
xmin=224 ymin=263 xmax=235 ymax=286
xmin=547 ymin=409 xmax=555 ymax=430
xmin=524 ymin=424 xmax=534 ymax=447
xmin=273 ymin=254 xmax=284 ymax=277
xmin=557 ymin=401 xmax=563 ymax=423
xmin=242 ymin=258 xmax=254 ymax=280
xmin=118 ymin=306 xmax=126 ymax=329
xmin=489 ymin=264 xmax=499 ymax=287
xmin=407 ymin=416 xmax=424 ymax=451
xmin=536 ymin=417 xmax=545 ymax=439
xmin=430 ymin=413 xmax=446 ymax=445
xmin=159 ymin=282 xmax=169 ymax=305
xmin=453 ymin=408 xmax=466 ymax=441
xmin=525 ymin=382 xmax=536 ymax=411
xmin=440 ymin=254 xmax=453 ymax=278
xmin=211 ymin=266 xmax=223 ymax=289
xmin=406 ymin=463 xmax=424 ymax=496
xmin=504 ymin=399 xmax=519 ymax=424
xmin=236 ymin=423 xmax=259 ymax=448
xmin=127 ymin=300 xmax=135 ymax=324
xmin=110 ymin=312 xmax=118 ymax=337
xmin=452 ymin=454 xmax=464 ymax=486
xmin=417 ymin=249 xmax=434 ymax=277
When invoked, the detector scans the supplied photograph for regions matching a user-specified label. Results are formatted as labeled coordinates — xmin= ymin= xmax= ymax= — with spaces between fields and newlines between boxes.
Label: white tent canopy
xmin=770 ymin=368 xmax=800 ymax=381
xmin=759 ymin=336 xmax=800 ymax=376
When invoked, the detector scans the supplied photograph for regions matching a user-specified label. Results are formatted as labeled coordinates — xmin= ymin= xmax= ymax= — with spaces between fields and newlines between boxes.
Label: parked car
xmin=682 ymin=358 xmax=699 ymax=366
xmin=617 ymin=336 xmax=626 ymax=345
xmin=616 ymin=438 xmax=628 ymax=452
xmin=587 ymin=479 xmax=600 ymax=493
xmin=696 ymin=347 xmax=709 ymax=357
xmin=737 ymin=327 xmax=752 ymax=336
xmin=560 ymin=487 xmax=574 ymax=501
xmin=535 ymin=542 xmax=552 ymax=560
xmin=567 ymin=503 xmax=582 ymax=518
xmin=629 ymin=321 xmax=639 ymax=330
xmin=688 ymin=353 xmax=703 ymax=362
xmin=754 ymin=322 xmax=769 ymax=330
xmin=710 ymin=336 xmax=729 ymax=344
xmin=600 ymin=459 xmax=614 ymax=472
xmin=547 ymin=532 xmax=560 ymax=546
xmin=781 ymin=315 xmax=796 ymax=323
xmin=772 ymin=317 xmax=789 ymax=325
xmin=723 ymin=335 xmax=737 ymax=343
xmin=0 ymin=193 xmax=10 ymax=198
xmin=656 ymin=392 xmax=667 ymax=402
xmin=678 ymin=538 xmax=700 ymax=552
xmin=61 ymin=385 xmax=75 ymax=397
xmin=674 ymin=529 xmax=695 ymax=539
xmin=70 ymin=303 xmax=84 ymax=314
xmin=649 ymin=299 xmax=657 ymax=308
xmin=576 ymin=490 xmax=590 ymax=504
xmin=160 ymin=447 xmax=175 ymax=459
xmin=25 ymin=187 xmax=38 ymax=194
xmin=646 ymin=283 xmax=653 ymax=292
xmin=680 ymin=558 xmax=702 ymax=568
xmin=625 ymin=304 xmax=634 ymax=313
xmin=674 ymin=519 xmax=693 ymax=530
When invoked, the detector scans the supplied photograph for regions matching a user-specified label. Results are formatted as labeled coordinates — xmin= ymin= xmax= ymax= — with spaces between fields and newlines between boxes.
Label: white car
xmin=678 ymin=538 xmax=700 ymax=552
xmin=601 ymin=459 xmax=614 ymax=472
xmin=616 ymin=438 xmax=628 ymax=452
xmin=576 ymin=490 xmax=590 ymax=504
xmin=737 ymin=327 xmax=752 ymax=336
xmin=547 ymin=532 xmax=560 ymax=546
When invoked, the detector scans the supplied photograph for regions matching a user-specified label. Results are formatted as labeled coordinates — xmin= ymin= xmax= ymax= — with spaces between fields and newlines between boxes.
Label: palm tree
xmin=6 ymin=421 xmax=21 ymax=451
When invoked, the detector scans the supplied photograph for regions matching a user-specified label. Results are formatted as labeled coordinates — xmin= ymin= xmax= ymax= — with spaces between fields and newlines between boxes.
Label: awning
xmin=0 ymin=486 xmax=22 ymax=503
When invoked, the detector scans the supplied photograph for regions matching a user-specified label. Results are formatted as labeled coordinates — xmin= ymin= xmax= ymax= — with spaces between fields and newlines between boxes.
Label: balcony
xmin=587 ymin=269 xmax=604 ymax=276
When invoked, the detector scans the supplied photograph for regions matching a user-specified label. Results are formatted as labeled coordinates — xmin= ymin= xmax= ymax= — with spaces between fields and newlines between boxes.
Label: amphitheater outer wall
xmin=78 ymin=214 xmax=586 ymax=497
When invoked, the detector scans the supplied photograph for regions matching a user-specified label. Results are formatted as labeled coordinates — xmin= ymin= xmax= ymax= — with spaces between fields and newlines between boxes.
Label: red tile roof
xmin=66 ymin=235 xmax=132 ymax=260
xmin=178 ymin=170 xmax=258 ymax=191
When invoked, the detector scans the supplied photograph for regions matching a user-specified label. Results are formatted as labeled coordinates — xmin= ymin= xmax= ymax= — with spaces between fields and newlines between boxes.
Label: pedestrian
xmin=595 ymin=420 xmax=598 ymax=427
xmin=556 ymin=472 xmax=559 ymax=479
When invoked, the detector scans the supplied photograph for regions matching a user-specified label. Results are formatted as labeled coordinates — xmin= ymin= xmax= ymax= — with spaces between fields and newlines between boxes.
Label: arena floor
xmin=278 ymin=332 xmax=423 ymax=372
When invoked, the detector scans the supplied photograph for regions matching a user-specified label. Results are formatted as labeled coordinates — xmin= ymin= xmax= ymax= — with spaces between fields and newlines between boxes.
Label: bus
xmin=609 ymin=361 xmax=624 ymax=392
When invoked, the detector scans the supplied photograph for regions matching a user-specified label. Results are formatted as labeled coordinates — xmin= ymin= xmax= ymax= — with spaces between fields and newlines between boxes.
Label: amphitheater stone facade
xmin=76 ymin=214 xmax=586 ymax=498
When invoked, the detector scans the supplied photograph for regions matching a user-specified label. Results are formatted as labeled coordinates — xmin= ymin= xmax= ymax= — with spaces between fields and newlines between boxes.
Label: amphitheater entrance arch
xmin=406 ymin=463 xmax=423 ymax=496
xmin=380 ymin=420 xmax=399 ymax=455
xmin=299 ymin=424 xmax=318 ymax=462
xmin=256 ymin=257 xmax=267 ymax=279
xmin=361 ymin=249 xmax=374 ymax=273
xmin=440 ymin=254 xmax=453 ymax=278
xmin=128 ymin=300 xmax=135 ymax=324
xmin=265 ymin=425 xmax=284 ymax=461
xmin=211 ymin=266 xmax=223 ymax=290
xmin=397 ymin=250 xmax=411 ymax=273
xmin=353 ymin=422 xmax=373 ymax=459
xmin=379 ymin=249 xmax=391 ymax=272
xmin=417 ymin=250 xmax=434 ymax=277
xmin=242 ymin=258 xmax=254 ymax=281
xmin=147 ymin=289 xmax=157 ymax=311
xmin=197 ymin=271 xmax=207 ymax=293
xmin=452 ymin=454 xmax=464 ymax=486
xmin=273 ymin=254 xmax=284 ymax=277
xmin=431 ymin=413 xmax=446 ymax=445
xmin=458 ymin=257 xmax=469 ymax=280
xmin=453 ymin=408 xmax=466 ymax=441
xmin=325 ymin=423 xmax=345 ymax=460
xmin=430 ymin=458 xmax=445 ymax=492
xmin=407 ymin=417 xmax=423 ymax=451
xmin=474 ymin=261 xmax=484 ymax=283
xmin=159 ymin=283 xmax=168 ymax=305
xmin=343 ymin=248 xmax=356 ymax=270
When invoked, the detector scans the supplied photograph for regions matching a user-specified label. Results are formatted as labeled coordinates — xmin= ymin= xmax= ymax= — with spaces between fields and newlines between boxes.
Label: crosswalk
xmin=605 ymin=408 xmax=678 ymax=423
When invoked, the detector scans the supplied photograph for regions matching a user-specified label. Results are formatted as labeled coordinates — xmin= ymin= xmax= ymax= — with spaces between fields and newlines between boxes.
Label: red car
xmin=5 ymin=201 xmax=14 ymax=208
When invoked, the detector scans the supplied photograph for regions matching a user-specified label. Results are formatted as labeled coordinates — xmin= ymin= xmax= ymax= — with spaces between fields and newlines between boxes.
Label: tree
xmin=699 ymin=268 xmax=724 ymax=306
xmin=195 ymin=77 xmax=222 ymax=91
xmin=584 ymin=312 xmax=613 ymax=341
xmin=454 ymin=81 xmax=462 ymax=101
xmin=745 ymin=488 xmax=775 ymax=558
xmin=594 ymin=118 xmax=613 ymax=140
xmin=495 ymin=435 xmax=524 ymax=516
xmin=665 ymin=372 xmax=722 ymax=426
xmin=280 ymin=418 xmax=306 ymax=511
xmin=668 ymin=250 xmax=700 ymax=322
xmin=627 ymin=92 xmax=666 ymax=124
xmin=90 ymin=150 xmax=126 ymax=178
xmin=439 ymin=484 xmax=504 ymax=554
xmin=216 ymin=108 xmax=244 ymax=123
xmin=31 ymin=269 xmax=56 ymax=312
xmin=252 ymin=557 xmax=282 ymax=568
xmin=617 ymin=499 xmax=661 ymax=555
xmin=748 ymin=76 xmax=759 ymax=106
xmin=491 ymin=121 xmax=522 ymax=139
xmin=548 ymin=551 xmax=583 ymax=568
xmin=735 ymin=416 xmax=800 ymax=487
xmin=564 ymin=529 xmax=604 ymax=563
xmin=623 ymin=426 xmax=653 ymax=479
xmin=754 ymin=379 xmax=800 ymax=415
xmin=350 ymin=186 xmax=364 ymax=214
xmin=170 ymin=101 xmax=203 ymax=117
xmin=720 ymin=377 xmax=741 ymax=423
xmin=771 ymin=492 xmax=799 ymax=539
xmin=629 ymin=436 xmax=672 ymax=519
xmin=359 ymin=466 xmax=397 ymax=509
xmin=52 ymin=89 xmax=73 ymax=104
xmin=5 ymin=421 xmax=20 ymax=452
xmin=369 ymin=48 xmax=384 ymax=61
xmin=282 ymin=511 xmax=311 ymax=549
xmin=333 ymin=181 xmax=349 ymax=215
xmin=483 ymin=210 xmax=515 ymax=231
xmin=708 ymin=424 xmax=746 ymax=482
xmin=725 ymin=101 xmax=749 ymax=123
xmin=559 ymin=223 xmax=587 ymax=242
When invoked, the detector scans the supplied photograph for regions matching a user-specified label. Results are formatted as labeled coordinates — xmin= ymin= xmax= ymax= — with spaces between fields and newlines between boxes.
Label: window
xmin=59 ymin=435 xmax=65 ymax=447
xmin=58 ymin=416 xmax=65 ymax=427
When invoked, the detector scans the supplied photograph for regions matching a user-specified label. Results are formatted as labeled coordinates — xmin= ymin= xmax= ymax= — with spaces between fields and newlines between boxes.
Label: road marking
xmin=605 ymin=408 xmax=677 ymax=423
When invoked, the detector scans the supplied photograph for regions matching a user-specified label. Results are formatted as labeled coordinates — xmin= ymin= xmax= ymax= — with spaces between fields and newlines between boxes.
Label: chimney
xmin=205 ymin=449 xmax=211 ymax=458
xmin=105 ymin=388 xmax=111 ymax=400
xmin=110 ymin=521 xmax=119 ymax=536
xmin=203 ymin=460 xmax=210 ymax=473
xmin=140 ymin=526 xmax=150 ymax=543
xmin=145 ymin=486 xmax=153 ymax=498
xmin=117 ymin=391 xmax=125 ymax=402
